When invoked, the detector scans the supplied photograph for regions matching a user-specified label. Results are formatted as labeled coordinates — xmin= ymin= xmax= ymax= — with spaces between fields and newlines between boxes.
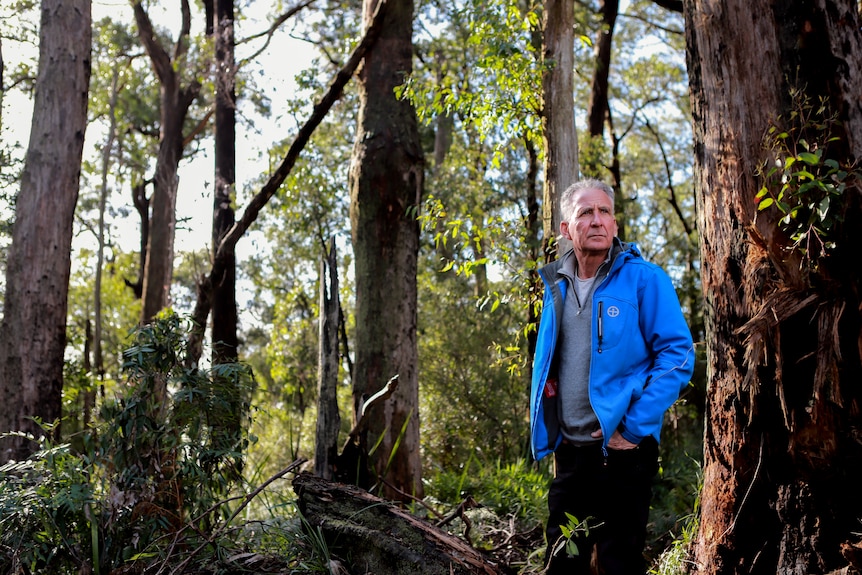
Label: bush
xmin=0 ymin=312 xmax=273 ymax=575
xmin=0 ymin=431 xmax=97 ymax=574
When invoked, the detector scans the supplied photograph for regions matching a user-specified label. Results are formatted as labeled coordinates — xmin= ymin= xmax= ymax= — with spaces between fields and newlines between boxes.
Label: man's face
xmin=560 ymin=187 xmax=618 ymax=256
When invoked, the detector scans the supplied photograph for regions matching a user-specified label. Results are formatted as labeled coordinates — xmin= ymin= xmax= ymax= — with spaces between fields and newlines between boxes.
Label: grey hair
xmin=560 ymin=179 xmax=615 ymax=221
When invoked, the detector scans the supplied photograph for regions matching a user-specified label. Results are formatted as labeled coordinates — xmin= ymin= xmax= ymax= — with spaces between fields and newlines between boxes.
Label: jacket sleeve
xmin=620 ymin=266 xmax=695 ymax=445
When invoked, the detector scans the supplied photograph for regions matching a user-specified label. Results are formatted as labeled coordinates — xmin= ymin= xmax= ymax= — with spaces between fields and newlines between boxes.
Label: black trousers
xmin=545 ymin=437 xmax=659 ymax=575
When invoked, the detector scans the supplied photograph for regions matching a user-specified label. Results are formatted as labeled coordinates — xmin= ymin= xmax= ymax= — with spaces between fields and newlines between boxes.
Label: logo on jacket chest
xmin=606 ymin=305 xmax=620 ymax=318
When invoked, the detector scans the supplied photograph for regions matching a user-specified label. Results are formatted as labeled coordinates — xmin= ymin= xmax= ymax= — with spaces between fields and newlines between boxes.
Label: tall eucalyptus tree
xmin=131 ymin=0 xmax=202 ymax=324
xmin=349 ymin=0 xmax=425 ymax=498
xmin=0 ymin=0 xmax=91 ymax=462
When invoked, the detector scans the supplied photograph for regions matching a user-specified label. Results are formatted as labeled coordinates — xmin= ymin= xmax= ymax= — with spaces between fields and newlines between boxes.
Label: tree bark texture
xmin=0 ymin=0 xmax=91 ymax=462
xmin=133 ymin=0 xmax=201 ymax=324
xmin=684 ymin=1 xmax=862 ymax=573
xmin=349 ymin=0 xmax=424 ymax=499
xmin=315 ymin=239 xmax=341 ymax=480
xmin=293 ymin=473 xmax=503 ymax=575
xmin=541 ymin=0 xmax=577 ymax=260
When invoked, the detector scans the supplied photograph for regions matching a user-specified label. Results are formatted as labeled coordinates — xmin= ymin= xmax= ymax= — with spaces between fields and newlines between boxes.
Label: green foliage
xmin=0 ymin=429 xmax=97 ymax=574
xmin=551 ymin=512 xmax=599 ymax=562
xmin=649 ymin=466 xmax=701 ymax=575
xmin=418 ymin=266 xmax=530 ymax=470
xmin=425 ymin=457 xmax=550 ymax=527
xmin=756 ymin=90 xmax=856 ymax=270
xmin=0 ymin=313 xmax=262 ymax=574
xmin=403 ymin=0 xmax=545 ymax=158
xmin=649 ymin=506 xmax=700 ymax=575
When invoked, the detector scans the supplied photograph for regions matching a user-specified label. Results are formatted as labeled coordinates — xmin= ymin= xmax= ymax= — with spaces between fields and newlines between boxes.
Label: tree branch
xmin=643 ymin=118 xmax=694 ymax=237
xmin=185 ymin=0 xmax=390 ymax=367
xmin=175 ymin=0 xmax=192 ymax=61
xmin=131 ymin=1 xmax=172 ymax=83
xmin=237 ymin=0 xmax=318 ymax=67
xmin=215 ymin=0 xmax=388 ymax=271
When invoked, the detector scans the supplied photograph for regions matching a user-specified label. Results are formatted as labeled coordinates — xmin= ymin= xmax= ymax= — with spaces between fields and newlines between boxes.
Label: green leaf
xmin=758 ymin=197 xmax=774 ymax=210
xmin=797 ymin=152 xmax=820 ymax=165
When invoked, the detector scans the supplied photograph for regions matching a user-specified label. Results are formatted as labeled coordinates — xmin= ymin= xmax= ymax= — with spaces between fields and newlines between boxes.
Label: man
xmin=530 ymin=179 xmax=694 ymax=574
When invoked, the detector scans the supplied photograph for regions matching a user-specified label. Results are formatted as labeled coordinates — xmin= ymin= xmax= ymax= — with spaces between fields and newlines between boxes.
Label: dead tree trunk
xmin=315 ymin=238 xmax=341 ymax=480
xmin=293 ymin=473 xmax=503 ymax=575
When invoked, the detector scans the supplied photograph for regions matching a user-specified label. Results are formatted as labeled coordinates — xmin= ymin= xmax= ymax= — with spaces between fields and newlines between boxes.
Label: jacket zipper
xmin=597 ymin=300 xmax=603 ymax=353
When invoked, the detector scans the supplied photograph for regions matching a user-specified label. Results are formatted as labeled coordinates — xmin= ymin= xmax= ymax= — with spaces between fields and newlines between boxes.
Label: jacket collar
xmin=554 ymin=237 xmax=629 ymax=281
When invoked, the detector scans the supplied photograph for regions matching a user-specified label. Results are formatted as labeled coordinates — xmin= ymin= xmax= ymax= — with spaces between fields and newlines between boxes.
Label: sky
xmin=1 ymin=0 xmax=316 ymax=260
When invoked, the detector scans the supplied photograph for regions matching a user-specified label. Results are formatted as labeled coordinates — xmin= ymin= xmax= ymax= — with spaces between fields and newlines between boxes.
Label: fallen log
xmin=293 ymin=473 xmax=504 ymax=575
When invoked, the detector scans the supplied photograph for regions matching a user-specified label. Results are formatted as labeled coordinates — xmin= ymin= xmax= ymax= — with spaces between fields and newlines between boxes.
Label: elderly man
xmin=530 ymin=179 xmax=695 ymax=574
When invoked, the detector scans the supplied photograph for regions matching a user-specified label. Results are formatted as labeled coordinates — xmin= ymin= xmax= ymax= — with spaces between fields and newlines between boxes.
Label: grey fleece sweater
xmin=555 ymin=248 xmax=615 ymax=444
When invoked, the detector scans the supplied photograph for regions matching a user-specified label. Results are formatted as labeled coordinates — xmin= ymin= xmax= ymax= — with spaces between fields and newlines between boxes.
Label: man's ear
xmin=560 ymin=221 xmax=571 ymax=240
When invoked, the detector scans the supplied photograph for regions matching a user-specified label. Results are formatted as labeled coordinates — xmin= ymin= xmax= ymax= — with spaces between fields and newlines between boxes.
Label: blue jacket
xmin=530 ymin=241 xmax=695 ymax=460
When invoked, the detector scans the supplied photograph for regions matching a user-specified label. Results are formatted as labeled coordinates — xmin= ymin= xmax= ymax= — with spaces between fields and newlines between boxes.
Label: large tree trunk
xmin=0 ymin=0 xmax=91 ymax=462
xmin=349 ymin=0 xmax=424 ymax=500
xmin=683 ymin=1 xmax=862 ymax=573
xmin=540 ymin=0 xmax=577 ymax=260
xmin=132 ymin=0 xmax=201 ymax=324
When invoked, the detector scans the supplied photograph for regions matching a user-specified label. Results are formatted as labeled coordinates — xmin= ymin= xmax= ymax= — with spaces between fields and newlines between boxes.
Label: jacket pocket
xmin=595 ymin=295 xmax=636 ymax=351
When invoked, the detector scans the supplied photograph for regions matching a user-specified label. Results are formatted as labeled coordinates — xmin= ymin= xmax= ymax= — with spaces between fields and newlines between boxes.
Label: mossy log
xmin=292 ymin=473 xmax=503 ymax=575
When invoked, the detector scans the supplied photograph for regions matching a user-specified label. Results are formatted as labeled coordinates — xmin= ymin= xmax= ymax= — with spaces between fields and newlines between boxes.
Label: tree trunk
xmin=132 ymin=0 xmax=201 ymax=324
xmin=349 ymin=0 xmax=424 ymax=500
xmin=315 ymin=239 xmax=341 ymax=480
xmin=540 ymin=0 xmax=577 ymax=260
xmin=211 ymin=0 xmax=239 ymax=365
xmin=95 ymin=67 xmax=121 ymax=383
xmin=293 ymin=473 xmax=504 ymax=575
xmin=0 ymin=0 xmax=91 ymax=463
xmin=126 ymin=178 xmax=149 ymax=299
xmin=201 ymin=0 xmax=244 ymax=468
xmin=585 ymin=0 xmax=618 ymax=144
xmin=683 ymin=0 xmax=862 ymax=572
